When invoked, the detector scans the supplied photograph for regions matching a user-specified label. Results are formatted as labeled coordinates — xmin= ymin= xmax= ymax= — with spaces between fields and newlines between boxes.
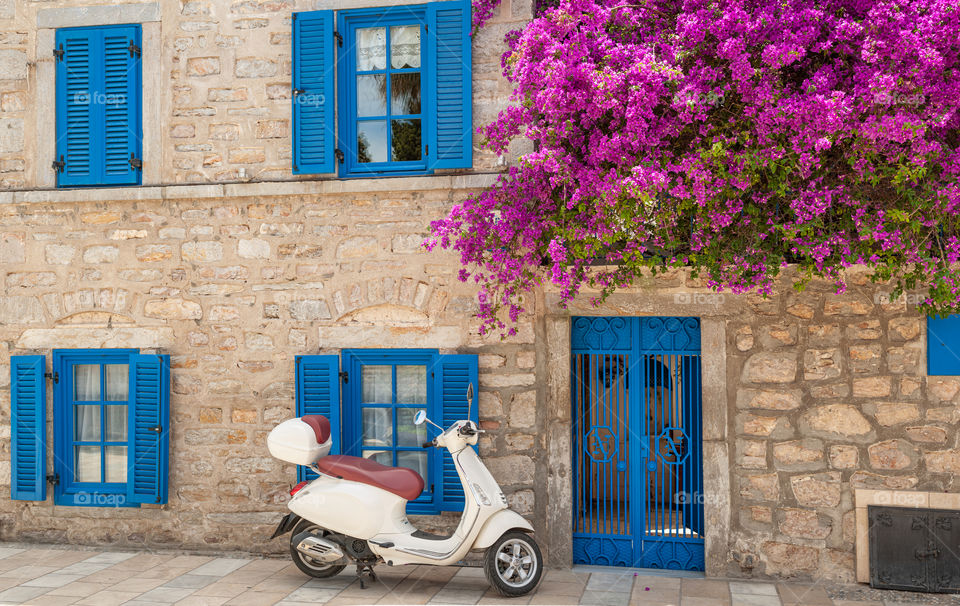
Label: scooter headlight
xmin=470 ymin=482 xmax=491 ymax=506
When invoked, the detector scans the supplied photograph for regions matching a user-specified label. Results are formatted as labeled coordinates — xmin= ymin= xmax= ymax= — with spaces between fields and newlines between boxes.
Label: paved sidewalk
xmin=0 ymin=545 xmax=952 ymax=606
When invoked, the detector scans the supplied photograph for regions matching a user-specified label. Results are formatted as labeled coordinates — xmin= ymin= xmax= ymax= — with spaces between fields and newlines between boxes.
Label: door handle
xmin=148 ymin=425 xmax=162 ymax=433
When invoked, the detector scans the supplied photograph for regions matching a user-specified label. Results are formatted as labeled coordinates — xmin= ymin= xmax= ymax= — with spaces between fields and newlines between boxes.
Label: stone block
xmin=780 ymin=508 xmax=831 ymax=539
xmin=829 ymin=445 xmax=859 ymax=469
xmin=772 ymin=439 xmax=824 ymax=471
xmin=761 ymin=542 xmax=819 ymax=574
xmin=849 ymin=471 xmax=917 ymax=490
xmin=82 ymin=246 xmax=119 ymax=264
xmin=228 ymin=147 xmax=266 ymax=163
xmin=737 ymin=413 xmax=794 ymax=439
xmin=235 ymin=57 xmax=278 ymax=78
xmin=868 ymin=439 xmax=917 ymax=470
xmin=45 ymin=244 xmax=75 ymax=265
xmin=485 ymin=455 xmax=534 ymax=485
xmin=869 ymin=401 xmax=919 ymax=426
xmin=0 ymin=50 xmax=27 ymax=80
xmin=800 ymin=405 xmax=874 ymax=442
xmin=238 ymin=238 xmax=270 ymax=259
xmin=852 ymin=376 xmax=892 ymax=398
xmin=186 ymin=57 xmax=221 ymax=77
xmin=925 ymin=449 xmax=960 ymax=474
xmin=740 ymin=473 xmax=778 ymax=502
xmin=803 ymin=348 xmax=842 ymax=380
xmin=144 ymin=298 xmax=202 ymax=320
xmin=790 ymin=471 xmax=841 ymax=507
xmin=807 ymin=323 xmax=840 ymax=346
xmin=737 ymin=439 xmax=766 ymax=469
xmin=508 ymin=391 xmax=536 ymax=428
xmin=848 ymin=343 xmax=881 ymax=374
xmin=846 ymin=319 xmax=881 ymax=340
xmin=736 ymin=389 xmax=802 ymax=411
xmin=905 ymin=425 xmax=947 ymax=443
xmin=181 ymin=241 xmax=223 ymax=262
xmin=289 ymin=299 xmax=331 ymax=321
xmin=256 ymin=119 xmax=288 ymax=138
xmin=336 ymin=236 xmax=379 ymax=259
xmin=742 ymin=352 xmax=797 ymax=383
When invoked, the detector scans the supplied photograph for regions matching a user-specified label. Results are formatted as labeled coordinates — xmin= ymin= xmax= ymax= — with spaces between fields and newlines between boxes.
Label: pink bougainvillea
xmin=430 ymin=0 xmax=960 ymax=335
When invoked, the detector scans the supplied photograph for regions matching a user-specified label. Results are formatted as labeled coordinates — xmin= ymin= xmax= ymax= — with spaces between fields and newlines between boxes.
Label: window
xmin=54 ymin=24 xmax=143 ymax=187
xmin=295 ymin=350 xmax=478 ymax=514
xmin=928 ymin=315 xmax=960 ymax=375
xmin=292 ymin=1 xmax=471 ymax=177
xmin=10 ymin=351 xmax=170 ymax=506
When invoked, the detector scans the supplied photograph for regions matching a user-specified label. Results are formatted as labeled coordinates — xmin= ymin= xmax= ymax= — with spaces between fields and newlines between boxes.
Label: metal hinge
xmin=129 ymin=154 xmax=143 ymax=170
xmin=335 ymin=149 xmax=344 ymax=164
xmin=53 ymin=44 xmax=64 ymax=62
xmin=425 ymin=144 xmax=429 ymax=156
xmin=46 ymin=473 xmax=59 ymax=486
xmin=334 ymin=31 xmax=343 ymax=47
xmin=51 ymin=156 xmax=65 ymax=174
xmin=44 ymin=371 xmax=59 ymax=384
xmin=339 ymin=371 xmax=349 ymax=384
xmin=128 ymin=40 xmax=141 ymax=58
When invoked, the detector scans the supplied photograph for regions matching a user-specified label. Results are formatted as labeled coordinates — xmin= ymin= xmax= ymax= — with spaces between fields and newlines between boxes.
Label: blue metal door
xmin=572 ymin=316 xmax=704 ymax=571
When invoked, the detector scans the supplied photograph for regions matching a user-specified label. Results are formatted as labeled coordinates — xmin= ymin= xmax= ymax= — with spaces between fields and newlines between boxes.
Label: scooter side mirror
xmin=413 ymin=410 xmax=427 ymax=426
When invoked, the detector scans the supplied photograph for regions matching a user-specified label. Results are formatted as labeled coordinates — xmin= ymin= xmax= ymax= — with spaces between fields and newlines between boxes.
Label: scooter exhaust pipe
xmin=293 ymin=531 xmax=345 ymax=563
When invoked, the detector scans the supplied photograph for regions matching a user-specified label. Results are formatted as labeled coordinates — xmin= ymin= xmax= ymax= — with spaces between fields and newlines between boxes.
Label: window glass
xmin=357 ymin=122 xmax=388 ymax=163
xmin=357 ymin=75 xmax=387 ymax=116
xmin=397 ymin=407 xmax=427 ymax=447
xmin=361 ymin=365 xmax=392 ymax=403
xmin=391 ymin=73 xmax=420 ymax=114
xmin=362 ymin=408 xmax=393 ymax=447
xmin=74 ymin=365 xmax=100 ymax=401
xmin=398 ymin=451 xmax=428 ymax=484
xmin=356 ymin=27 xmax=386 ymax=70
xmin=105 ymin=405 xmax=127 ymax=441
xmin=105 ymin=446 xmax=127 ymax=483
xmin=75 ymin=446 xmax=100 ymax=482
xmin=75 ymin=406 xmax=100 ymax=441
xmin=396 ymin=365 xmax=427 ymax=404
xmin=390 ymin=25 xmax=420 ymax=69
xmin=104 ymin=364 xmax=128 ymax=401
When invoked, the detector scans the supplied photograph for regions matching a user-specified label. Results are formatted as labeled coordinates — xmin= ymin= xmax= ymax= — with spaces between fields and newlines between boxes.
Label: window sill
xmin=3 ymin=173 xmax=500 ymax=205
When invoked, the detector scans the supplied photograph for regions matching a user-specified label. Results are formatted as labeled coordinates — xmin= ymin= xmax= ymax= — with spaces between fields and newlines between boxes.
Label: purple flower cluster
xmin=431 ymin=0 xmax=960 ymax=335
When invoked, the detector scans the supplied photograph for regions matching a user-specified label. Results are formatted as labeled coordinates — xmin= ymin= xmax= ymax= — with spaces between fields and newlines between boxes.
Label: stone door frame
xmin=542 ymin=309 xmax=731 ymax=575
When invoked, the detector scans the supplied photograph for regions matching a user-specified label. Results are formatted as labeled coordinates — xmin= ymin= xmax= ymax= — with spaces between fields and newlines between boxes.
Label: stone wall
xmin=0 ymin=0 xmax=529 ymax=188
xmin=0 ymin=178 xmax=543 ymax=554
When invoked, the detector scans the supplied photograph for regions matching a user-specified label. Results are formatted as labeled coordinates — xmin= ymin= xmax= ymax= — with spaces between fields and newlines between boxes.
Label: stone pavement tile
xmin=163 ymin=556 xmax=215 ymax=571
xmin=191 ymin=582 xmax=252 ymax=599
xmin=0 ymin=548 xmax=26 ymax=560
xmin=0 ymin=585 xmax=52 ymax=604
xmin=586 ymin=572 xmax=635 ymax=594
xmin=529 ymin=593 xmax=582 ymax=605
xmin=831 ymin=602 xmax=882 ymax=606
xmin=543 ymin=569 xmax=591 ymax=584
xmin=217 ymin=565 xmax=280 ymax=586
xmin=775 ymin=585 xmax=831 ymax=606
xmin=45 ymin=581 xmax=111 ymax=598
xmin=56 ymin=562 xmax=112 ymax=576
xmin=681 ymin=580 xmax=731 ymax=599
xmin=731 ymin=595 xmax=781 ymax=606
xmin=136 ymin=586 xmax=198 ymax=603
xmin=427 ymin=588 xmax=486 ymax=604
xmin=135 ymin=566 xmax=196 ymax=581
xmin=110 ymin=554 xmax=175 ymax=572
xmin=248 ymin=574 xmax=306 ymax=594
xmin=22 ymin=595 xmax=80 ymax=606
xmin=163 ymin=574 xmax=220 ymax=590
xmin=105 ymin=576 xmax=167 ymax=593
xmin=81 ymin=552 xmax=136 ymax=566
xmin=730 ymin=583 xmax=778 ymax=596
xmin=405 ymin=566 xmax=459 ymax=583
xmin=22 ymin=574 xmax=86 ymax=588
xmin=379 ymin=578 xmax=446 ymax=603
xmin=190 ymin=559 xmax=250 ymax=577
xmin=535 ymin=580 xmax=586 ymax=596
xmin=73 ymin=589 xmax=142 ymax=606
xmin=326 ymin=598 xmax=386 ymax=606
xmin=175 ymin=597 xmax=231 ymax=606
xmin=631 ymin=587 xmax=679 ymax=603
xmin=678 ymin=597 xmax=730 ymax=606
xmin=77 ymin=568 xmax=138 ymax=584
xmin=223 ymin=590 xmax=295 ymax=605
xmin=283 ymin=585 xmax=342 ymax=602
xmin=0 ymin=577 xmax=28 ymax=591
xmin=0 ymin=566 xmax=63 ymax=581
xmin=578 ymin=589 xmax=632 ymax=606
xmin=123 ymin=601 xmax=176 ymax=606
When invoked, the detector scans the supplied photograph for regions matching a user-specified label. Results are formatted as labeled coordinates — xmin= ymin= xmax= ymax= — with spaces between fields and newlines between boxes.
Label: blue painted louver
xmin=928 ymin=315 xmax=960 ymax=375
xmin=292 ymin=11 xmax=336 ymax=175
xmin=295 ymin=355 xmax=341 ymax=482
xmin=10 ymin=356 xmax=47 ymax=501
xmin=428 ymin=0 xmax=473 ymax=170
xmin=126 ymin=354 xmax=170 ymax=505
xmin=55 ymin=25 xmax=141 ymax=187
xmin=435 ymin=354 xmax=478 ymax=510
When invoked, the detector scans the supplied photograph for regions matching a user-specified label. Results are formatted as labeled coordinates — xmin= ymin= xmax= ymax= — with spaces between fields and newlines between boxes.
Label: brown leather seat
xmin=301 ymin=415 xmax=331 ymax=444
xmin=315 ymin=455 xmax=424 ymax=501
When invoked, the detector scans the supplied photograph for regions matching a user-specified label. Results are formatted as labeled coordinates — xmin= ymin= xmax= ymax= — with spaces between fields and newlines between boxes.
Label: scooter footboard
xmin=471 ymin=509 xmax=534 ymax=551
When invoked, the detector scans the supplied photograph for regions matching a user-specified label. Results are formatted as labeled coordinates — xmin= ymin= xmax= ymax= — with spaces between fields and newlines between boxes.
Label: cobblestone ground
xmin=0 ymin=546 xmax=953 ymax=606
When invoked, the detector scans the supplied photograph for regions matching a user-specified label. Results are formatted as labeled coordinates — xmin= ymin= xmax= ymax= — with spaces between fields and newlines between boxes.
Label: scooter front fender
xmin=471 ymin=509 xmax=534 ymax=551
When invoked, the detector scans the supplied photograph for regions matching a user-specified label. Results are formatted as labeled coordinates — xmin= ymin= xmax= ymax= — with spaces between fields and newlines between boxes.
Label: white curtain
xmin=390 ymin=25 xmax=421 ymax=69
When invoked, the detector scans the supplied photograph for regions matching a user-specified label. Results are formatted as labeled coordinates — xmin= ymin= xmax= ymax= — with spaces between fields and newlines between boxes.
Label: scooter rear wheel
xmin=289 ymin=520 xmax=348 ymax=578
xmin=483 ymin=531 xmax=543 ymax=596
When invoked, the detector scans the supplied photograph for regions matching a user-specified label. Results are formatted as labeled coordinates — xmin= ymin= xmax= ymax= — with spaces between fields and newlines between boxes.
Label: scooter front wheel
xmin=483 ymin=531 xmax=543 ymax=596
xmin=289 ymin=519 xmax=347 ymax=578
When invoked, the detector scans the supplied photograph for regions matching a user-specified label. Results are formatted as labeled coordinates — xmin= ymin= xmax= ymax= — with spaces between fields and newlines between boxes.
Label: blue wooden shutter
xmin=427 ymin=0 xmax=473 ymax=170
xmin=435 ymin=354 xmax=478 ymax=510
xmin=55 ymin=28 xmax=95 ymax=187
xmin=295 ymin=355 xmax=341 ymax=481
xmin=10 ymin=356 xmax=46 ymax=501
xmin=293 ymin=11 xmax=336 ymax=175
xmin=928 ymin=315 xmax=960 ymax=375
xmin=127 ymin=354 xmax=170 ymax=505
xmin=100 ymin=26 xmax=141 ymax=186
xmin=55 ymin=25 xmax=141 ymax=187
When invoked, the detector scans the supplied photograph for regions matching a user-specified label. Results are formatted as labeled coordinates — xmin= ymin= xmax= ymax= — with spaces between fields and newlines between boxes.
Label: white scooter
xmin=266 ymin=385 xmax=543 ymax=596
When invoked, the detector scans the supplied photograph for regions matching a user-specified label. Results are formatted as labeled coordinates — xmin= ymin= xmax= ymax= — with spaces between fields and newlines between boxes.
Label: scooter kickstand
xmin=356 ymin=564 xmax=377 ymax=589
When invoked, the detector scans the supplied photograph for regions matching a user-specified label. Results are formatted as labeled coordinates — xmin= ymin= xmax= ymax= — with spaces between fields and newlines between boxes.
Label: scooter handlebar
xmin=422 ymin=440 xmax=437 ymax=448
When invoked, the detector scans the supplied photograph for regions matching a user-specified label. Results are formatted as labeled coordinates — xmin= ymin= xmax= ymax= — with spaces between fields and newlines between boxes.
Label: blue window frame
xmin=12 ymin=349 xmax=173 ymax=507
xmin=928 ymin=315 xmax=960 ymax=375
xmin=295 ymin=349 xmax=478 ymax=514
xmin=54 ymin=24 xmax=142 ymax=188
xmin=292 ymin=1 xmax=472 ymax=177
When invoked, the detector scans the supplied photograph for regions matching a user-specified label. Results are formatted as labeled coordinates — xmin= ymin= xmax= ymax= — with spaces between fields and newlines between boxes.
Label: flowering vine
xmin=430 ymin=0 xmax=960 ymax=335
